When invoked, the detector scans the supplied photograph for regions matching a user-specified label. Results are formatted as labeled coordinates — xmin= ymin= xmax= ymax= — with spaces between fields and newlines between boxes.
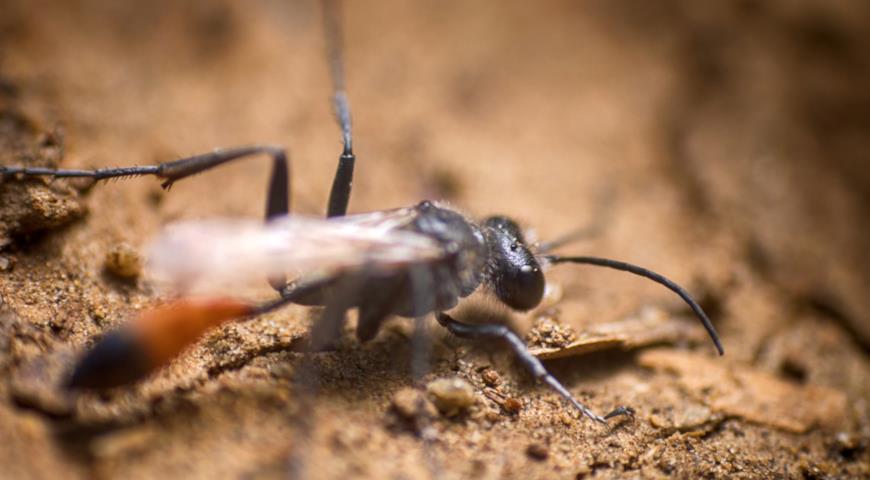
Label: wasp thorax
xmin=482 ymin=216 xmax=545 ymax=311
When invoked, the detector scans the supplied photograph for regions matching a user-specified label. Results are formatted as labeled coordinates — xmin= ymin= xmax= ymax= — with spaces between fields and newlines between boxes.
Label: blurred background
xmin=0 ymin=0 xmax=868 ymax=478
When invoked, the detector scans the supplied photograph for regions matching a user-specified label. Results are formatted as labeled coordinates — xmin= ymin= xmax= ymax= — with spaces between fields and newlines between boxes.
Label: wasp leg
xmin=325 ymin=96 xmax=354 ymax=218
xmin=5 ymin=145 xmax=292 ymax=292
xmin=283 ymin=274 xmax=361 ymax=478
xmin=2 ymin=145 xmax=291 ymax=221
xmin=154 ymin=145 xmax=291 ymax=221
xmin=308 ymin=296 xmax=352 ymax=352
xmin=149 ymin=145 xmax=292 ymax=290
xmin=323 ymin=0 xmax=354 ymax=218
xmin=435 ymin=312 xmax=634 ymax=424
xmin=285 ymin=275 xmax=360 ymax=352
xmin=356 ymin=277 xmax=403 ymax=342
xmin=326 ymin=143 xmax=354 ymax=218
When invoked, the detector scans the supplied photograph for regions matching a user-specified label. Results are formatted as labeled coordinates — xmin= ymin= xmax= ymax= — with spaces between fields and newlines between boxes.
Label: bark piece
xmin=529 ymin=307 xmax=710 ymax=360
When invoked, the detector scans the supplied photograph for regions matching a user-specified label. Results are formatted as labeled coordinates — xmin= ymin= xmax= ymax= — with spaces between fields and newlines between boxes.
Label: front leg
xmin=435 ymin=313 xmax=633 ymax=424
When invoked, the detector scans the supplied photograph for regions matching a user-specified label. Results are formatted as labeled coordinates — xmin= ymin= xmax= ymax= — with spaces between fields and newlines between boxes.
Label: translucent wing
xmin=147 ymin=208 xmax=442 ymax=296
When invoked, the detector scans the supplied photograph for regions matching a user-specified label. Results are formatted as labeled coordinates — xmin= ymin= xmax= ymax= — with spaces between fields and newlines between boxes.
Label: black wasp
xmin=0 ymin=0 xmax=722 ymax=425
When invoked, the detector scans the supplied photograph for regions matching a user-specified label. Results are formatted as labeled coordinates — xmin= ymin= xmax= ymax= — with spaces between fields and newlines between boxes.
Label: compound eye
xmin=486 ymin=219 xmax=544 ymax=310
xmin=500 ymin=262 xmax=544 ymax=311
xmin=491 ymin=243 xmax=545 ymax=310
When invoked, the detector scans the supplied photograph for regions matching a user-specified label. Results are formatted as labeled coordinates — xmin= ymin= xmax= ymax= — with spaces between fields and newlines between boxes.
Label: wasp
xmin=0 ymin=0 xmax=722 ymax=425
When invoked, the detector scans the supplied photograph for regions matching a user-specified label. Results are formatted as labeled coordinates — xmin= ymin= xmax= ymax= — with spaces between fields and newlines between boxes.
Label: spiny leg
xmin=6 ymin=144 xmax=295 ymax=292
xmin=137 ymin=145 xmax=294 ymax=289
xmin=435 ymin=312 xmax=633 ymax=424
xmin=323 ymin=0 xmax=355 ymax=218
xmin=1 ymin=145 xmax=291 ymax=222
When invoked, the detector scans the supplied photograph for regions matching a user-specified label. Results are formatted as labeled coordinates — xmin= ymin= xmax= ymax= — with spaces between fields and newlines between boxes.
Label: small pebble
xmin=392 ymin=387 xmax=437 ymax=420
xmin=91 ymin=426 xmax=156 ymax=459
xmin=427 ymin=377 xmax=476 ymax=416
xmin=503 ymin=397 xmax=522 ymax=414
xmin=0 ymin=255 xmax=12 ymax=272
xmin=269 ymin=362 xmax=294 ymax=380
xmin=649 ymin=414 xmax=668 ymax=429
xmin=833 ymin=431 xmax=863 ymax=458
xmin=104 ymin=242 xmax=142 ymax=279
xmin=526 ymin=442 xmax=549 ymax=461
xmin=88 ymin=302 xmax=109 ymax=326
xmin=482 ymin=369 xmax=501 ymax=387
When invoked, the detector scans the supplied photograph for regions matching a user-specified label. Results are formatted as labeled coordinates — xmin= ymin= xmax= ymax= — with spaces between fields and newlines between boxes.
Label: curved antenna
xmin=544 ymin=255 xmax=724 ymax=355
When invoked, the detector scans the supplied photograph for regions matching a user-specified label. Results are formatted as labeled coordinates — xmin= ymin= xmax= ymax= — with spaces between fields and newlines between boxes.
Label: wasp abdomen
xmin=68 ymin=298 xmax=254 ymax=390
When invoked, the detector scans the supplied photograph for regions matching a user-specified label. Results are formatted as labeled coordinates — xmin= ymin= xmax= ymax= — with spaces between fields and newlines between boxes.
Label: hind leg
xmin=2 ymin=145 xmax=291 ymax=221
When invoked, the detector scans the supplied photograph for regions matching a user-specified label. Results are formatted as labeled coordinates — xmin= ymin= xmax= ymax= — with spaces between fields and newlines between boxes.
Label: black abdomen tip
xmin=66 ymin=330 xmax=152 ymax=390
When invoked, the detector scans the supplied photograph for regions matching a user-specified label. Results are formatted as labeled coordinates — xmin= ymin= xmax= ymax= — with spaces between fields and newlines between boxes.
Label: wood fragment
xmin=528 ymin=307 xmax=709 ymax=359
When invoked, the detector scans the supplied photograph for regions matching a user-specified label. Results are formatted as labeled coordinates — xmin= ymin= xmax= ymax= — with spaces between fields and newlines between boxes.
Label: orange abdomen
xmin=68 ymin=297 xmax=253 ymax=389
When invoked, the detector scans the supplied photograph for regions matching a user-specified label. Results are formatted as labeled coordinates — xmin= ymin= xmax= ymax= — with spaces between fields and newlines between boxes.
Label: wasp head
xmin=482 ymin=216 xmax=545 ymax=311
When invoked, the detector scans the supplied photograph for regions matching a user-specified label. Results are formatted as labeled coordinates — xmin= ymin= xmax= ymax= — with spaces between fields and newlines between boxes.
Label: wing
xmin=146 ymin=209 xmax=443 ymax=296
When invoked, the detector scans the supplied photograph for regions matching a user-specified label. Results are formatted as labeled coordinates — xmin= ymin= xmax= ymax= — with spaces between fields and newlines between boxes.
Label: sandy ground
xmin=0 ymin=1 xmax=868 ymax=478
